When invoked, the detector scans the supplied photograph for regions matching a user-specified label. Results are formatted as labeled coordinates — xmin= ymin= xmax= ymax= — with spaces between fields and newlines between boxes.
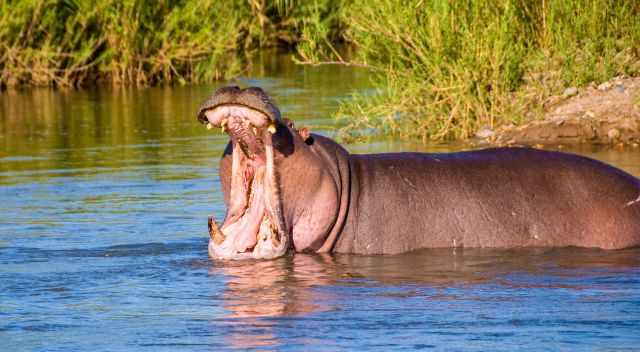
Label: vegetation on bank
xmin=299 ymin=0 xmax=640 ymax=141
xmin=0 ymin=0 xmax=342 ymax=87
xmin=2 ymin=0 xmax=640 ymax=141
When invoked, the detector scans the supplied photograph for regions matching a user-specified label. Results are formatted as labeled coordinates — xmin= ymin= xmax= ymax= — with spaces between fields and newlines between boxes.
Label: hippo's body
xmin=198 ymin=86 xmax=640 ymax=259
xmin=333 ymin=142 xmax=640 ymax=253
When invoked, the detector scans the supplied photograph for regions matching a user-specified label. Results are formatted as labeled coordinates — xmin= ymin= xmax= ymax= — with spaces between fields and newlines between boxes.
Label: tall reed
xmin=0 ymin=0 xmax=341 ymax=87
xmin=299 ymin=0 xmax=640 ymax=141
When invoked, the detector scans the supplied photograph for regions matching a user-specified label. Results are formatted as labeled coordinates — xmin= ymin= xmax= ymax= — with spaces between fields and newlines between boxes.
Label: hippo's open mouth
xmin=198 ymin=87 xmax=288 ymax=259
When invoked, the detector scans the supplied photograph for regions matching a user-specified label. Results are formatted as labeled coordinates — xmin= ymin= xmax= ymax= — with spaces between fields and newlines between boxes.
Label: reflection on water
xmin=0 ymin=51 xmax=372 ymax=183
xmin=1 ymin=54 xmax=640 ymax=350
xmin=211 ymin=255 xmax=339 ymax=349
xmin=213 ymin=255 xmax=337 ymax=319
xmin=217 ymin=248 xmax=640 ymax=319
xmin=207 ymin=247 xmax=640 ymax=350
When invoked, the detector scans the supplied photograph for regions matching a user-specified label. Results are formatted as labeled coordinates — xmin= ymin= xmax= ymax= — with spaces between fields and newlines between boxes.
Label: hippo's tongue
xmin=220 ymin=168 xmax=266 ymax=253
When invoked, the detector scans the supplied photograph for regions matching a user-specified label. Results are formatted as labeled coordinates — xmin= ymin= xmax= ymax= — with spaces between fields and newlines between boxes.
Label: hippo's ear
xmin=298 ymin=127 xmax=311 ymax=143
xmin=282 ymin=118 xmax=311 ymax=143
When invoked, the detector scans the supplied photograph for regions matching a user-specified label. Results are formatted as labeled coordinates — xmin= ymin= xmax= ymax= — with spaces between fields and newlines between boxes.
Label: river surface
xmin=1 ymin=55 xmax=640 ymax=351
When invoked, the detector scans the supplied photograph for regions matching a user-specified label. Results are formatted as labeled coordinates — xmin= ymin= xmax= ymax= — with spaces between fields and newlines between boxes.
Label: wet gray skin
xmin=199 ymin=86 xmax=640 ymax=260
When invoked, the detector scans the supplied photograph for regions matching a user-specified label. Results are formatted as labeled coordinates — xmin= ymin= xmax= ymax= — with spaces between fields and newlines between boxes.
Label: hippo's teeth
xmin=206 ymin=123 xmax=213 ymax=130
xmin=271 ymin=229 xmax=280 ymax=246
xmin=252 ymin=126 xmax=258 ymax=136
xmin=208 ymin=216 xmax=225 ymax=245
xmin=267 ymin=123 xmax=276 ymax=134
xmin=220 ymin=119 xmax=228 ymax=133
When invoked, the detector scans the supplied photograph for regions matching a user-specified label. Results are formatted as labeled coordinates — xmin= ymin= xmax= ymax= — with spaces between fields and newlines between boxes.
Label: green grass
xmin=0 ymin=0 xmax=342 ymax=87
xmin=298 ymin=0 xmax=640 ymax=141
xmin=2 ymin=0 xmax=640 ymax=142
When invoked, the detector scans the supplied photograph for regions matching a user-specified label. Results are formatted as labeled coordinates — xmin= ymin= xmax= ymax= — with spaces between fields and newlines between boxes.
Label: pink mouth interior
xmin=205 ymin=105 xmax=285 ymax=259
xmin=221 ymin=160 xmax=268 ymax=253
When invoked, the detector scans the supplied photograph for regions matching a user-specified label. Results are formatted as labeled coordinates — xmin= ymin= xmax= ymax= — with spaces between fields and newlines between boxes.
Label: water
xmin=2 ymin=54 xmax=640 ymax=351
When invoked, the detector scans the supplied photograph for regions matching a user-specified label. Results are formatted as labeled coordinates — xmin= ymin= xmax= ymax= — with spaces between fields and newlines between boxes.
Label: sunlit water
xmin=2 ymin=54 xmax=640 ymax=351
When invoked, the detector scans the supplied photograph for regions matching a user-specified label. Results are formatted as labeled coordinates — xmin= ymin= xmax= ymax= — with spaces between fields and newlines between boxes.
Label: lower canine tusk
xmin=208 ymin=216 xmax=225 ymax=245
xmin=267 ymin=123 xmax=276 ymax=134
xmin=206 ymin=123 xmax=213 ymax=130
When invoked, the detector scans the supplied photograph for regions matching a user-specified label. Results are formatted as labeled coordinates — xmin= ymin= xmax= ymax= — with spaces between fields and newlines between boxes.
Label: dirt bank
xmin=477 ymin=76 xmax=640 ymax=148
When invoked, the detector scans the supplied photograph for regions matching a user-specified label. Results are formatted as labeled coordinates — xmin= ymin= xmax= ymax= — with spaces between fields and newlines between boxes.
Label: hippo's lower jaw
xmin=202 ymin=104 xmax=288 ymax=260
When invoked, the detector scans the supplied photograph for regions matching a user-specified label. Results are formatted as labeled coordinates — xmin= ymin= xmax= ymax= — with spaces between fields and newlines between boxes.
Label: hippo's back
xmin=336 ymin=147 xmax=640 ymax=254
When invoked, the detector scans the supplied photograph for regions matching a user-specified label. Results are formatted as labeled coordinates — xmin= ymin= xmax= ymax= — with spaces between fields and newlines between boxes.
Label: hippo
xmin=197 ymin=86 xmax=640 ymax=259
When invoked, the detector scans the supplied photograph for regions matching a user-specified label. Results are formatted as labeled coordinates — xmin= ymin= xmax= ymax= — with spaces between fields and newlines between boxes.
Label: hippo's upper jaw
xmin=198 ymin=86 xmax=288 ymax=260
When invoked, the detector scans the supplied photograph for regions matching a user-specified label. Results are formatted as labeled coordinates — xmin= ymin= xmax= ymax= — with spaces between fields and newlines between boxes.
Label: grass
xmin=298 ymin=0 xmax=640 ymax=141
xmin=2 ymin=0 xmax=640 ymax=141
xmin=0 ymin=0 xmax=342 ymax=87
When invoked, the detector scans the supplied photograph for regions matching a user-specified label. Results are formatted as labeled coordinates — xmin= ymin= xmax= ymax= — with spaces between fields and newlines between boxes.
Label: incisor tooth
xmin=267 ymin=123 xmax=276 ymax=134
xmin=206 ymin=123 xmax=213 ymax=130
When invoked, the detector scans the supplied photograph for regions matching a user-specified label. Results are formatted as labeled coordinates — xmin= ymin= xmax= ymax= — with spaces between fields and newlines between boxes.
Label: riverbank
xmin=322 ymin=0 xmax=640 ymax=143
xmin=474 ymin=75 xmax=640 ymax=147
xmin=2 ymin=1 xmax=639 ymax=145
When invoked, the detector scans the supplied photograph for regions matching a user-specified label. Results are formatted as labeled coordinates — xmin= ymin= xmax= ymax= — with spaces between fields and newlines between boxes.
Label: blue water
xmin=1 ymin=59 xmax=640 ymax=351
